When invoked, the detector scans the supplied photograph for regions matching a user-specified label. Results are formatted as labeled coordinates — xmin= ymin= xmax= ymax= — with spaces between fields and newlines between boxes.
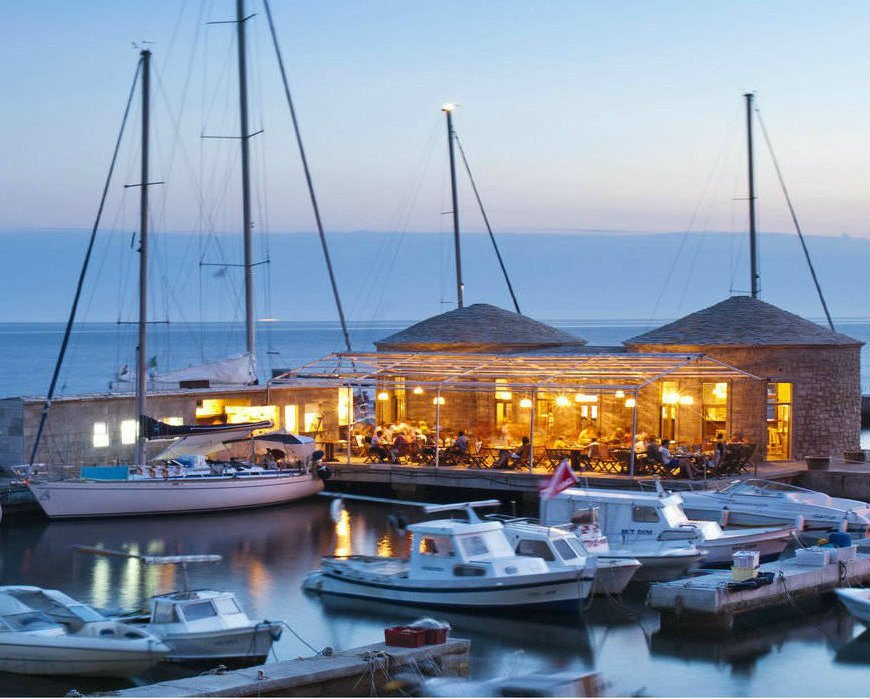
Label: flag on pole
xmin=540 ymin=458 xmax=578 ymax=498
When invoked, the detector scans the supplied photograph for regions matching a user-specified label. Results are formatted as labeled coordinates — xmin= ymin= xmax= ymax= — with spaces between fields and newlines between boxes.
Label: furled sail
xmin=112 ymin=353 xmax=257 ymax=392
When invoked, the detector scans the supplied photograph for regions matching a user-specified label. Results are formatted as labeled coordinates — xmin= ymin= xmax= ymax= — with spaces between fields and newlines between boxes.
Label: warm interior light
xmin=413 ymin=386 xmax=424 ymax=395
xmin=625 ymin=398 xmax=637 ymax=408
xmin=662 ymin=391 xmax=680 ymax=405
xmin=574 ymin=393 xmax=598 ymax=403
xmin=225 ymin=405 xmax=278 ymax=427
xmin=614 ymin=390 xmax=625 ymax=399
xmin=377 ymin=391 xmax=389 ymax=401
xmin=679 ymin=395 xmax=694 ymax=406
xmin=555 ymin=395 xmax=570 ymax=407
xmin=713 ymin=382 xmax=728 ymax=400
xmin=519 ymin=398 xmax=533 ymax=409
xmin=433 ymin=396 xmax=446 ymax=405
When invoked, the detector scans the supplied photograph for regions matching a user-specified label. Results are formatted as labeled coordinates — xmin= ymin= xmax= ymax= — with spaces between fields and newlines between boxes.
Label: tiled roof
xmin=375 ymin=303 xmax=587 ymax=351
xmin=626 ymin=296 xmax=862 ymax=347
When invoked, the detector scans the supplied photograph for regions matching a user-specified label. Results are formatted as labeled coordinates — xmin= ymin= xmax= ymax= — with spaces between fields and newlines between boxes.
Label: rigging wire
xmin=754 ymin=106 xmax=835 ymax=330
xmin=29 ymin=59 xmax=142 ymax=465
xmin=453 ymin=131 xmax=521 ymax=314
xmin=263 ymin=0 xmax=352 ymax=353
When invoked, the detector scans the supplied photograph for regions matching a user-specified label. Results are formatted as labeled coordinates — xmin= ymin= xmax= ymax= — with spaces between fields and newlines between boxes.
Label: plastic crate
xmin=424 ymin=627 xmax=449 ymax=644
xmin=795 ymin=547 xmax=831 ymax=567
xmin=731 ymin=566 xmax=759 ymax=581
xmin=732 ymin=550 xmax=760 ymax=569
xmin=384 ymin=626 xmax=427 ymax=648
xmin=830 ymin=545 xmax=857 ymax=563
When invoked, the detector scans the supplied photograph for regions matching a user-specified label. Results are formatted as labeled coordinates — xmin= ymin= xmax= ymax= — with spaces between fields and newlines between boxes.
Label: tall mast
xmin=745 ymin=92 xmax=759 ymax=298
xmin=135 ymin=49 xmax=151 ymax=466
xmin=236 ymin=0 xmax=256 ymax=357
xmin=443 ymin=104 xmax=464 ymax=308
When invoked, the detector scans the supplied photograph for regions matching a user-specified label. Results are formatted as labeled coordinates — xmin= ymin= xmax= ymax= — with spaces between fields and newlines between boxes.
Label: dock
xmin=647 ymin=553 xmax=870 ymax=633
xmin=96 ymin=639 xmax=469 ymax=698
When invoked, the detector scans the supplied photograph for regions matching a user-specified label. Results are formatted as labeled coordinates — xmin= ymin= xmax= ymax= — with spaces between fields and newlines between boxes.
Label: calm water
xmin=1 ymin=499 xmax=870 ymax=697
xmin=2 ymin=320 xmax=869 ymax=399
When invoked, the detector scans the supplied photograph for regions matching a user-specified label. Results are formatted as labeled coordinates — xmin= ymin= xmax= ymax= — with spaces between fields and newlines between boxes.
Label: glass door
xmin=766 ymin=383 xmax=792 ymax=461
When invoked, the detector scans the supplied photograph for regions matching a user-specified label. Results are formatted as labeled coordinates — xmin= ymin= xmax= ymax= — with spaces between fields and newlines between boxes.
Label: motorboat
xmin=835 ymin=588 xmax=870 ymax=627
xmin=541 ymin=486 xmax=795 ymax=567
xmin=0 ymin=586 xmax=168 ymax=677
xmin=304 ymin=500 xmax=597 ymax=611
xmin=494 ymin=516 xmax=641 ymax=594
xmin=27 ymin=421 xmax=324 ymax=519
xmin=77 ymin=547 xmax=283 ymax=665
xmin=680 ymin=479 xmax=870 ymax=537
xmin=411 ymin=671 xmax=604 ymax=698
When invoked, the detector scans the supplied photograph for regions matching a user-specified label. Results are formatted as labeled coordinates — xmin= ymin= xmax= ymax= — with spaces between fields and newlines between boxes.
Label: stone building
xmin=625 ymin=295 xmax=863 ymax=461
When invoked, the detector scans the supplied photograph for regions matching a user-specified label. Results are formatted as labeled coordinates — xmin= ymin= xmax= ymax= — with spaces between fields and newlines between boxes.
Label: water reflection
xmin=1 ymin=499 xmax=870 ymax=697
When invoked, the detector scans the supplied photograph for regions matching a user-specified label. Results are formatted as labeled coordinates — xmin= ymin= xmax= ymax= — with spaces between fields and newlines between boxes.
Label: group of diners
xmin=352 ymin=420 xmax=754 ymax=477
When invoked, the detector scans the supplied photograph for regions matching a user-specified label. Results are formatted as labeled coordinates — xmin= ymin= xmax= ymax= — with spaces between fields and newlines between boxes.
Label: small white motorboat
xmin=494 ymin=516 xmax=641 ymax=595
xmin=680 ymin=479 xmax=870 ymax=537
xmin=0 ymin=586 xmax=168 ymax=677
xmin=414 ymin=671 xmax=603 ymax=698
xmin=541 ymin=486 xmax=795 ymax=567
xmin=76 ymin=547 xmax=283 ymax=665
xmin=835 ymin=588 xmax=870 ymax=626
xmin=304 ymin=500 xmax=597 ymax=611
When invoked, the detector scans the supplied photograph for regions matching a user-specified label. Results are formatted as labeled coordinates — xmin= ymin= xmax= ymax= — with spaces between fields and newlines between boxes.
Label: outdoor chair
xmin=545 ymin=448 xmax=572 ymax=471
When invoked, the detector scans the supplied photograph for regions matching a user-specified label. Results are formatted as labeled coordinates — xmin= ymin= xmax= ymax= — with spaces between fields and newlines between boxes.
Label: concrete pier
xmin=647 ymin=554 xmax=870 ymax=634
xmin=97 ymin=639 xmax=469 ymax=698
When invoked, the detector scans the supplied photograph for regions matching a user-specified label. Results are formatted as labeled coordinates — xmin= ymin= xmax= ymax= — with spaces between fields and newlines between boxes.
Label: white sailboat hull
xmin=0 ymin=631 xmax=166 ymax=677
xmin=28 ymin=473 xmax=323 ymax=519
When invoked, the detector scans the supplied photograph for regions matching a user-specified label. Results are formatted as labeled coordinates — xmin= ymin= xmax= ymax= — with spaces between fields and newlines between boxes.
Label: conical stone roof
xmin=626 ymin=296 xmax=861 ymax=348
xmin=376 ymin=303 xmax=587 ymax=353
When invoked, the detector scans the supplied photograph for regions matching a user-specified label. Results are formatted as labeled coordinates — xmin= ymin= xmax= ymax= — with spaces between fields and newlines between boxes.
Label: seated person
xmin=606 ymin=427 xmax=626 ymax=445
xmin=369 ymin=430 xmax=389 ymax=461
xmin=390 ymin=432 xmax=411 ymax=462
xmin=452 ymin=430 xmax=469 ymax=454
xmin=660 ymin=438 xmax=696 ymax=478
xmin=577 ymin=427 xmax=596 ymax=444
xmin=552 ymin=434 xmax=569 ymax=449
xmin=495 ymin=437 xmax=531 ymax=469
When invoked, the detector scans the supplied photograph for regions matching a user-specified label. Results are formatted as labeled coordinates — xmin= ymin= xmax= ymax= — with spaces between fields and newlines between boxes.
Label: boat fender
xmin=317 ymin=464 xmax=332 ymax=480
xmin=719 ymin=508 xmax=730 ymax=527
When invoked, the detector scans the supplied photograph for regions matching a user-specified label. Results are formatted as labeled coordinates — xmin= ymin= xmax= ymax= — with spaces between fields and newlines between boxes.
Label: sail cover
xmin=153 ymin=425 xmax=271 ymax=461
xmin=151 ymin=353 xmax=257 ymax=386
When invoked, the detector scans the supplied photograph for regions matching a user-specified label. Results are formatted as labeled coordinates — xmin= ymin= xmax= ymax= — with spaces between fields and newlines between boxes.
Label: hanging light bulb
xmin=555 ymin=395 xmax=570 ymax=407
xmin=413 ymin=386 xmax=424 ymax=395
xmin=615 ymin=390 xmax=625 ymax=399
xmin=433 ymin=396 xmax=445 ymax=405
xmin=519 ymin=398 xmax=533 ymax=409
xmin=625 ymin=398 xmax=636 ymax=408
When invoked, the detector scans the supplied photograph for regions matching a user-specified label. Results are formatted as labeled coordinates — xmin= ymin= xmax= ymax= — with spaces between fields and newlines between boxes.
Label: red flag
xmin=540 ymin=459 xmax=578 ymax=498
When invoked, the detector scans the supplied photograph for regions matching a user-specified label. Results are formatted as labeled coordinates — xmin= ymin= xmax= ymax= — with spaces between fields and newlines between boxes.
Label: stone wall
xmin=629 ymin=343 xmax=862 ymax=460
xmin=2 ymin=385 xmax=341 ymax=467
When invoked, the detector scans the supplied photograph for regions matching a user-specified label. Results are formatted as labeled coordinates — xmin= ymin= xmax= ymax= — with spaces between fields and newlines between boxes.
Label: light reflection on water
xmin=0 ymin=498 xmax=868 ymax=697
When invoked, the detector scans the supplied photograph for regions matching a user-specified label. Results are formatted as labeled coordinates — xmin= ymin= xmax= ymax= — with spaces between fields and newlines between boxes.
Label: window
xmin=495 ymin=379 xmax=512 ymax=401
xmin=0 ymin=612 xmax=60 ymax=632
xmin=418 ymin=537 xmax=451 ymax=556
xmin=303 ymin=403 xmax=321 ymax=432
xmin=225 ymin=405 xmax=278 ymax=429
xmin=459 ymin=535 xmax=490 ymax=557
xmin=337 ymin=389 xmax=353 ymax=427
xmin=660 ymin=381 xmax=677 ymax=441
xmin=93 ymin=422 xmax=109 ymax=448
xmin=553 ymin=539 xmax=578 ymax=560
xmin=702 ymin=382 xmax=728 ymax=441
xmin=632 ymin=506 xmax=659 ymax=523
xmin=285 ymin=405 xmax=299 ymax=433
xmin=161 ymin=416 xmax=183 ymax=426
xmin=515 ymin=539 xmax=555 ymax=561
xmin=453 ymin=565 xmax=486 ymax=577
xmin=180 ymin=601 xmax=218 ymax=622
xmin=152 ymin=602 xmax=179 ymax=624
xmin=766 ymin=382 xmax=792 ymax=461
xmin=214 ymin=597 xmax=242 ymax=615
xmin=120 ymin=419 xmax=138 ymax=445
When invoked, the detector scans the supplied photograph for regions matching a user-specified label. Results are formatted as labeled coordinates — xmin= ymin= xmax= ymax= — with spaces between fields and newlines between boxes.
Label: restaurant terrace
xmin=273 ymin=350 xmax=763 ymax=478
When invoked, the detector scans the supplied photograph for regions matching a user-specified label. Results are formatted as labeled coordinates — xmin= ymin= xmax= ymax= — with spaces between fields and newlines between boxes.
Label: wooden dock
xmin=647 ymin=553 xmax=870 ymax=633
xmin=96 ymin=639 xmax=469 ymax=698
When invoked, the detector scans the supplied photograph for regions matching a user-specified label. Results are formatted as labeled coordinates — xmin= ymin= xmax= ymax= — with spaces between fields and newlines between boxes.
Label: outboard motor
xmin=313 ymin=450 xmax=331 ymax=480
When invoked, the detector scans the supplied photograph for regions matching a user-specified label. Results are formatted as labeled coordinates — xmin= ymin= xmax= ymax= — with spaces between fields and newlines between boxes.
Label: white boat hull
xmin=591 ymin=557 xmax=641 ymax=595
xmin=304 ymin=568 xmax=594 ymax=611
xmin=836 ymin=588 xmax=870 ymax=626
xmin=698 ymin=527 xmax=793 ymax=566
xmin=156 ymin=622 xmax=282 ymax=663
xmin=0 ymin=632 xmax=166 ymax=677
xmin=28 ymin=473 xmax=323 ymax=519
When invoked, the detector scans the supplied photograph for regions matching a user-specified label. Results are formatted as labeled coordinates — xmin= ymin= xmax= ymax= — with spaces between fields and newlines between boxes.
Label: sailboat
xmin=26 ymin=5 xmax=326 ymax=519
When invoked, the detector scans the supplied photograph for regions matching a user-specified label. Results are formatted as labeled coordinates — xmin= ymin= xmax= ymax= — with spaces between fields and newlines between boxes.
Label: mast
xmin=745 ymin=92 xmax=759 ymax=298
xmin=135 ymin=49 xmax=151 ymax=466
xmin=443 ymin=104 xmax=464 ymax=308
xmin=236 ymin=0 xmax=256 ymax=358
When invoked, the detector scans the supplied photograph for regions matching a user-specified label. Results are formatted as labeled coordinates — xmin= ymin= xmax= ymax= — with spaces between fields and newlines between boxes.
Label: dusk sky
xmin=2 ymin=1 xmax=869 ymax=239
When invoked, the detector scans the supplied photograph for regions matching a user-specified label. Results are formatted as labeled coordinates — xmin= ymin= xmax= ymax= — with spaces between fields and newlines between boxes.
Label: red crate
xmin=384 ymin=626 xmax=426 ymax=648
xmin=424 ymin=627 xmax=448 ymax=645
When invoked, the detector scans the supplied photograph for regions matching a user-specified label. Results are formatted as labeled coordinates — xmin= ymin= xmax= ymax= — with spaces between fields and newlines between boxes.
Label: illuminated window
xmin=284 ymin=405 xmax=299 ymax=433
xmin=120 ymin=419 xmax=138 ymax=445
xmin=161 ymin=416 xmax=183 ymax=426
xmin=304 ymin=403 xmax=321 ymax=432
xmin=195 ymin=399 xmax=224 ymax=418
xmin=93 ymin=422 xmax=109 ymax=448
xmin=338 ymin=389 xmax=353 ymax=427
xmin=660 ymin=381 xmax=677 ymax=440
xmin=495 ymin=379 xmax=512 ymax=401
xmin=224 ymin=405 xmax=278 ymax=429
xmin=702 ymin=383 xmax=728 ymax=440
xmin=766 ymin=383 xmax=792 ymax=461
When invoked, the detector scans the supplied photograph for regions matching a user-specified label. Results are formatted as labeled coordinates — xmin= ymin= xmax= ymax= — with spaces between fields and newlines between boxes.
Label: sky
xmin=1 ymin=0 xmax=869 ymax=239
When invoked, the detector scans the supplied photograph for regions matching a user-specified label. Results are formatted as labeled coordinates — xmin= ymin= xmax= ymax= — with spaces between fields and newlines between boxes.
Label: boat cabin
xmin=407 ymin=518 xmax=549 ymax=580
xmin=540 ymin=488 xmax=719 ymax=548
xmin=498 ymin=520 xmax=592 ymax=568
xmin=0 ymin=593 xmax=64 ymax=637
xmin=149 ymin=590 xmax=251 ymax=633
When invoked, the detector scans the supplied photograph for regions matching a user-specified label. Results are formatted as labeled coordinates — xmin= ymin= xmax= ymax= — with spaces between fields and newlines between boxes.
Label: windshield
xmin=718 ymin=479 xmax=810 ymax=497
xmin=661 ymin=504 xmax=689 ymax=527
xmin=1 ymin=611 xmax=62 ymax=632
xmin=67 ymin=604 xmax=105 ymax=622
